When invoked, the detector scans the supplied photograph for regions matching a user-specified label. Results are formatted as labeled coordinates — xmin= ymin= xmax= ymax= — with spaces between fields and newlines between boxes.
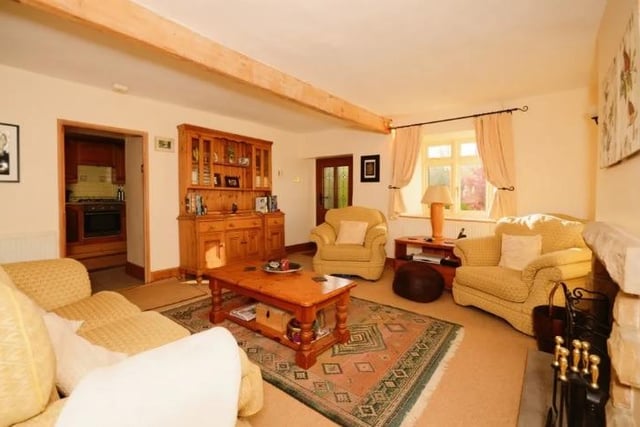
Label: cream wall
xmin=596 ymin=0 xmax=640 ymax=235
xmin=511 ymin=88 xmax=597 ymax=218
xmin=300 ymin=88 xmax=596 ymax=256
xmin=0 ymin=63 xmax=598 ymax=269
xmin=0 ymin=64 xmax=302 ymax=271
xmin=124 ymin=136 xmax=144 ymax=267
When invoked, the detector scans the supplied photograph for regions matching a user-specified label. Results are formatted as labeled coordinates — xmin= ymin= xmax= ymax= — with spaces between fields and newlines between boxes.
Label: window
xmin=421 ymin=131 xmax=492 ymax=218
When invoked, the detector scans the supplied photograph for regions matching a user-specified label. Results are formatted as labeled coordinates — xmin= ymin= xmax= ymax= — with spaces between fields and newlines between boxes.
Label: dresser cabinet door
xmin=199 ymin=232 xmax=226 ymax=270
xmin=244 ymin=228 xmax=263 ymax=259
xmin=225 ymin=230 xmax=245 ymax=262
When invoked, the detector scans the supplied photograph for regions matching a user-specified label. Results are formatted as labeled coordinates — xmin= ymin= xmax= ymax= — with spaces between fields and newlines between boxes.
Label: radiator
xmin=0 ymin=232 xmax=58 ymax=263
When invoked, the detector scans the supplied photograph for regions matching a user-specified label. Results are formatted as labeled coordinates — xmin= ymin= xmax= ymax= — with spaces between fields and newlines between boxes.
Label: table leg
xmin=209 ymin=279 xmax=225 ymax=323
xmin=334 ymin=293 xmax=351 ymax=343
xmin=295 ymin=307 xmax=317 ymax=369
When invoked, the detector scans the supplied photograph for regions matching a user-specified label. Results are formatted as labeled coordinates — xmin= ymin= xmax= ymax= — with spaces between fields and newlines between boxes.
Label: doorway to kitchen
xmin=58 ymin=120 xmax=150 ymax=287
xmin=315 ymin=156 xmax=353 ymax=225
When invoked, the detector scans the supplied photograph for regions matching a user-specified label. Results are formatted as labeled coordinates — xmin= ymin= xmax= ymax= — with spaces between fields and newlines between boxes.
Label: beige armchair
xmin=452 ymin=213 xmax=592 ymax=335
xmin=310 ymin=206 xmax=388 ymax=280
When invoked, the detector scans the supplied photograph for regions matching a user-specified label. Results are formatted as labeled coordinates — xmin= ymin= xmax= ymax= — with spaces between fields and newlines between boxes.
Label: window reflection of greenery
xmin=421 ymin=130 xmax=492 ymax=219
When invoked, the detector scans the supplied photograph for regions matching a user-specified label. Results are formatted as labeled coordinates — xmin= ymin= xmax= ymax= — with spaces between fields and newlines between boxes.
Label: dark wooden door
xmin=315 ymin=156 xmax=353 ymax=225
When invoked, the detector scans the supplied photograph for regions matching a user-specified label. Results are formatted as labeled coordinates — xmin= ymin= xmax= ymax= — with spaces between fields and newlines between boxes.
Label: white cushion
xmin=42 ymin=312 xmax=127 ymax=396
xmin=498 ymin=234 xmax=542 ymax=270
xmin=56 ymin=327 xmax=241 ymax=427
xmin=335 ymin=220 xmax=368 ymax=245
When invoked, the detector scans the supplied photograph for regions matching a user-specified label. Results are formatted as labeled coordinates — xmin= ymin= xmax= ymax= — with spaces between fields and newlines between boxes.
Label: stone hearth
xmin=583 ymin=222 xmax=640 ymax=426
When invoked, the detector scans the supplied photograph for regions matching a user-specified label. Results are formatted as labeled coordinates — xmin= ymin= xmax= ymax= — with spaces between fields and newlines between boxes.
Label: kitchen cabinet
xmin=177 ymin=123 xmax=285 ymax=281
xmin=112 ymin=141 xmax=125 ymax=184
xmin=64 ymin=135 xmax=126 ymax=183
xmin=77 ymin=141 xmax=113 ymax=166
xmin=65 ymin=140 xmax=79 ymax=183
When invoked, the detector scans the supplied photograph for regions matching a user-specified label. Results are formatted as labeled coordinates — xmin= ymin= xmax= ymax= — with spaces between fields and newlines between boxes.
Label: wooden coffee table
xmin=207 ymin=261 xmax=357 ymax=369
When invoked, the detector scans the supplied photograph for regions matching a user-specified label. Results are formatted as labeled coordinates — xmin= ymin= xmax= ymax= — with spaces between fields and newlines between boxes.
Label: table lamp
xmin=421 ymin=185 xmax=453 ymax=242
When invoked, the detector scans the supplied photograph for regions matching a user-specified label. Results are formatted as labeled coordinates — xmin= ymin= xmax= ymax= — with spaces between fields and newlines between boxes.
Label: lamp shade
xmin=421 ymin=185 xmax=453 ymax=205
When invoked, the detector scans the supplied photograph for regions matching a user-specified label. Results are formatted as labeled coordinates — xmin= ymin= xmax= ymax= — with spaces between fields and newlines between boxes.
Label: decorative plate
xmin=262 ymin=262 xmax=303 ymax=274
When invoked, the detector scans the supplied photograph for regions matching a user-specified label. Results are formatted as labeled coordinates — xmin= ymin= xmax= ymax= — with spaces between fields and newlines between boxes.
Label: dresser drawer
xmin=226 ymin=217 xmax=262 ymax=230
xmin=266 ymin=216 xmax=284 ymax=227
xmin=197 ymin=221 xmax=225 ymax=233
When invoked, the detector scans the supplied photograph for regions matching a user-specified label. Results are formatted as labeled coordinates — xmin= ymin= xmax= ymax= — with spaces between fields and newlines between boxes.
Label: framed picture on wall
xmin=360 ymin=154 xmax=380 ymax=182
xmin=0 ymin=122 xmax=19 ymax=183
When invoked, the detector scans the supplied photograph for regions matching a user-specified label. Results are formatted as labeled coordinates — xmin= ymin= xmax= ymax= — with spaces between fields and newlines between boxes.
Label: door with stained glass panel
xmin=315 ymin=156 xmax=353 ymax=225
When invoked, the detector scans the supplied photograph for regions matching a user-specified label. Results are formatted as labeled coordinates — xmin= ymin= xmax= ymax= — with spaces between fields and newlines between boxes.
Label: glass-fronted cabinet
xmin=177 ymin=123 xmax=283 ymax=282
xmin=189 ymin=133 xmax=214 ymax=187
xmin=253 ymin=143 xmax=271 ymax=189
xmin=178 ymin=124 xmax=274 ymax=215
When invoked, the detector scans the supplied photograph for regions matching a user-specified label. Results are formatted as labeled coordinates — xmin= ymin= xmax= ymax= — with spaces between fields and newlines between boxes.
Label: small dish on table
xmin=262 ymin=262 xmax=303 ymax=274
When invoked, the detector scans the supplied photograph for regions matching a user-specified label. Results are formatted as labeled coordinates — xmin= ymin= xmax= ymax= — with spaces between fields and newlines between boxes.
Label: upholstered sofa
xmin=0 ymin=258 xmax=263 ymax=427
xmin=310 ymin=206 xmax=388 ymax=280
xmin=452 ymin=214 xmax=592 ymax=335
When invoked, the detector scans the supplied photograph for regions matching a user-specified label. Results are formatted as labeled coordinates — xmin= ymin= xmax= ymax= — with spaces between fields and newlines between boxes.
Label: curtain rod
xmin=390 ymin=105 xmax=529 ymax=130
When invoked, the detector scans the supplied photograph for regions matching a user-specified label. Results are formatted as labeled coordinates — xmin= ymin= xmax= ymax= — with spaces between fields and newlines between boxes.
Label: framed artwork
xmin=255 ymin=196 xmax=268 ymax=213
xmin=213 ymin=173 xmax=221 ymax=187
xmin=360 ymin=154 xmax=380 ymax=182
xmin=0 ymin=122 xmax=19 ymax=183
xmin=599 ymin=7 xmax=640 ymax=167
xmin=225 ymin=175 xmax=240 ymax=188
xmin=154 ymin=136 xmax=175 ymax=152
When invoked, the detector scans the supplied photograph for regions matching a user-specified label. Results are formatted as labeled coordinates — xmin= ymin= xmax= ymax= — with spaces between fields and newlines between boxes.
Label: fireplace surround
xmin=582 ymin=222 xmax=640 ymax=426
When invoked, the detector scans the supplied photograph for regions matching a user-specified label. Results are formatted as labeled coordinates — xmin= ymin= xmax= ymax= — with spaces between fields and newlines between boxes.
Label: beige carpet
xmin=117 ymin=278 xmax=208 ymax=311
xmin=119 ymin=253 xmax=536 ymax=426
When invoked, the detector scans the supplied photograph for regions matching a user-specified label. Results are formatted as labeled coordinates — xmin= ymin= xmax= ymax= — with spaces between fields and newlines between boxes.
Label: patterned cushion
xmin=0 ymin=277 xmax=55 ymax=426
xmin=2 ymin=259 xmax=91 ymax=311
xmin=12 ymin=399 xmax=67 ymax=427
xmin=79 ymin=311 xmax=190 ymax=355
xmin=495 ymin=214 xmax=585 ymax=253
xmin=454 ymin=266 xmax=529 ymax=303
xmin=325 ymin=206 xmax=386 ymax=232
xmin=0 ymin=265 xmax=17 ymax=289
xmin=53 ymin=291 xmax=141 ymax=333
xmin=319 ymin=244 xmax=372 ymax=261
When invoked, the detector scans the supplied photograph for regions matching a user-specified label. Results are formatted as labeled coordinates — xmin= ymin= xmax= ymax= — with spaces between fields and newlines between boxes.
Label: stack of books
xmin=413 ymin=254 xmax=442 ymax=264
xmin=230 ymin=303 xmax=257 ymax=321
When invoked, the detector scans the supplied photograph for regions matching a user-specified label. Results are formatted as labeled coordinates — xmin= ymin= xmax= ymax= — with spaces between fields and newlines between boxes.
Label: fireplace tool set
xmin=545 ymin=282 xmax=612 ymax=427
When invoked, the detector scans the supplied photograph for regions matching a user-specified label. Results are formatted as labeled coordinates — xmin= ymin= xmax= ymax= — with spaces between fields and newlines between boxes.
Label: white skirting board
xmin=0 ymin=231 xmax=58 ymax=263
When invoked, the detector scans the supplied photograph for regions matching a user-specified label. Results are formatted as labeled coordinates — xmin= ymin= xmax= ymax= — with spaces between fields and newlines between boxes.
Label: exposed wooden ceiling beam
xmin=16 ymin=0 xmax=391 ymax=134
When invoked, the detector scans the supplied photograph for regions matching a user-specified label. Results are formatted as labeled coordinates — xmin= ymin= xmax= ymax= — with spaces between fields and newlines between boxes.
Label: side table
xmin=394 ymin=236 xmax=461 ymax=290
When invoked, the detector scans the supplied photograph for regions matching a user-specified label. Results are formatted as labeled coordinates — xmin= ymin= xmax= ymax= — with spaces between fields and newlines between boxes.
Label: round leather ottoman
xmin=392 ymin=261 xmax=444 ymax=302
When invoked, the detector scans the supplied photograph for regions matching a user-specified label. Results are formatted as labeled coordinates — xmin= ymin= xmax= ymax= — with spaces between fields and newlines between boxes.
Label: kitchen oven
xmin=83 ymin=203 xmax=123 ymax=238
xmin=66 ymin=201 xmax=125 ymax=243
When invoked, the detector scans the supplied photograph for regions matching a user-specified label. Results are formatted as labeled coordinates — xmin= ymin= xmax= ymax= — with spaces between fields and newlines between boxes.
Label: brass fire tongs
xmin=547 ymin=336 xmax=601 ymax=427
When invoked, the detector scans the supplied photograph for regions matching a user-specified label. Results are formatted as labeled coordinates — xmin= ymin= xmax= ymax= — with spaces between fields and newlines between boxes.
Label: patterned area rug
xmin=162 ymin=296 xmax=463 ymax=427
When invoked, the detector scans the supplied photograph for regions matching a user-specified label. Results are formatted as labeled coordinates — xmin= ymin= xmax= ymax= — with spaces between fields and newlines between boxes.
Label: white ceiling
xmin=0 ymin=0 xmax=606 ymax=132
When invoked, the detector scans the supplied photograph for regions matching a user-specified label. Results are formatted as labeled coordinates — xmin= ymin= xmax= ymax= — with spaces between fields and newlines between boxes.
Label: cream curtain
xmin=388 ymin=126 xmax=421 ymax=219
xmin=474 ymin=113 xmax=516 ymax=219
